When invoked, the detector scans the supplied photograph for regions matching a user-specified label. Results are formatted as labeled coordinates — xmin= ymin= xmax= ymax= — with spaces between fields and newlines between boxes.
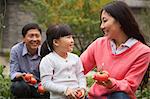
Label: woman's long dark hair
xmin=100 ymin=1 xmax=149 ymax=90
xmin=40 ymin=24 xmax=73 ymax=58
xmin=101 ymin=1 xmax=146 ymax=45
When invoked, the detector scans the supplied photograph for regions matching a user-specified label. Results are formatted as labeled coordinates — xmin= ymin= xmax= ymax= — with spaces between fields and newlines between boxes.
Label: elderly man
xmin=10 ymin=23 xmax=49 ymax=98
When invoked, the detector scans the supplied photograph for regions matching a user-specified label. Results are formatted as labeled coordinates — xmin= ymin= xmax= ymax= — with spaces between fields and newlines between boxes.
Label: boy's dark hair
xmin=40 ymin=24 xmax=73 ymax=58
xmin=22 ymin=23 xmax=42 ymax=37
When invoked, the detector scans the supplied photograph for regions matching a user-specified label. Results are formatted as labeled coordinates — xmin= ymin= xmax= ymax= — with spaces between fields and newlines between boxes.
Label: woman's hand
xmin=96 ymin=78 xmax=113 ymax=88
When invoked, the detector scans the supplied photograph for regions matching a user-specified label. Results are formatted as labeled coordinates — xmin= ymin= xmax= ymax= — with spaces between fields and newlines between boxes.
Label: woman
xmin=80 ymin=1 xmax=150 ymax=99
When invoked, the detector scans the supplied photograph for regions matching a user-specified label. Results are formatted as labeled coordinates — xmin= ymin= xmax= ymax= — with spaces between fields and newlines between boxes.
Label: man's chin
xmin=31 ymin=46 xmax=38 ymax=50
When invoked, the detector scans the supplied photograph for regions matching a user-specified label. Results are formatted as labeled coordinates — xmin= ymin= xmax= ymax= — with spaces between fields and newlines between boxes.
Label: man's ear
xmin=22 ymin=38 xmax=25 ymax=42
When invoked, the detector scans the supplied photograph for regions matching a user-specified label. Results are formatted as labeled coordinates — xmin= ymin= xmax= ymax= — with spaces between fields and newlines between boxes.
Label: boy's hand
xmin=75 ymin=88 xmax=86 ymax=99
xmin=65 ymin=87 xmax=76 ymax=99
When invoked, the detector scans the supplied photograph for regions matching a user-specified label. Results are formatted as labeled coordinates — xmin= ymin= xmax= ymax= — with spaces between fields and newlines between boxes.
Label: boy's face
xmin=23 ymin=29 xmax=42 ymax=53
xmin=54 ymin=35 xmax=74 ymax=53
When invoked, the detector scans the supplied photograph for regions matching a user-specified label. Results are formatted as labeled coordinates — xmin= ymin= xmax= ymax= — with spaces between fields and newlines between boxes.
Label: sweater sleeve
xmin=76 ymin=58 xmax=87 ymax=89
xmin=80 ymin=40 xmax=97 ymax=74
xmin=39 ymin=57 xmax=67 ymax=94
xmin=109 ymin=52 xmax=150 ymax=98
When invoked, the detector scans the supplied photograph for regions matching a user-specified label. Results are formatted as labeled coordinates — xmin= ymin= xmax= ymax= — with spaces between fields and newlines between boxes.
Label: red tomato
xmin=24 ymin=74 xmax=33 ymax=82
xmin=93 ymin=71 xmax=109 ymax=81
xmin=30 ymin=77 xmax=37 ymax=85
xmin=38 ymin=84 xmax=46 ymax=94
xmin=38 ymin=82 xmax=42 ymax=86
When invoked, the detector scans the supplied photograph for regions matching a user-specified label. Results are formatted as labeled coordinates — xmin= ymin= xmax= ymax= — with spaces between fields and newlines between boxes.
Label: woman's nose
xmin=100 ymin=23 xmax=104 ymax=29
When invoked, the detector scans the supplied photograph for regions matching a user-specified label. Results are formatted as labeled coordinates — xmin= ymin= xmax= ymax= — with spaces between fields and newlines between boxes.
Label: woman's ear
xmin=117 ymin=21 xmax=122 ymax=28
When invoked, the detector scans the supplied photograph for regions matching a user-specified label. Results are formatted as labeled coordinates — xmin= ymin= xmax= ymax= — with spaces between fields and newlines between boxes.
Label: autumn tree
xmin=140 ymin=9 xmax=150 ymax=45
xmin=23 ymin=0 xmax=112 ymax=54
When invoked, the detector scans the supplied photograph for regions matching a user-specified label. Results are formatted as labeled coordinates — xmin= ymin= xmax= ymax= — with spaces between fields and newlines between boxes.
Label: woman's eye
xmin=103 ymin=19 xmax=107 ymax=22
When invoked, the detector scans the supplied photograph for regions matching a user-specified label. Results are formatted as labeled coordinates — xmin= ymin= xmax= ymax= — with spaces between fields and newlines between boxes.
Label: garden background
xmin=0 ymin=0 xmax=150 ymax=98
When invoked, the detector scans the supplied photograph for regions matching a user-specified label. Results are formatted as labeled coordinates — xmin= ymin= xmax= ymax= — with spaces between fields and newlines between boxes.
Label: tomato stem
xmin=97 ymin=63 xmax=104 ymax=72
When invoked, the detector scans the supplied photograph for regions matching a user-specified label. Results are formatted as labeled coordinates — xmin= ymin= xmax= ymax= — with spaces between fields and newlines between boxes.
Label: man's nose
xmin=32 ymin=36 xmax=38 ymax=41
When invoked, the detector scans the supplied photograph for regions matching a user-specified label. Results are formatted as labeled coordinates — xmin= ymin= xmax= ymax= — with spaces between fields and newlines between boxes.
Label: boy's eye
xmin=72 ymin=35 xmax=75 ymax=38
xmin=66 ymin=35 xmax=72 ymax=38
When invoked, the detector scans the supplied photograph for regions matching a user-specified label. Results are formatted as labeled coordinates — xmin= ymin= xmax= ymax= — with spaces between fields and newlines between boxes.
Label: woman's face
xmin=100 ymin=10 xmax=122 ymax=40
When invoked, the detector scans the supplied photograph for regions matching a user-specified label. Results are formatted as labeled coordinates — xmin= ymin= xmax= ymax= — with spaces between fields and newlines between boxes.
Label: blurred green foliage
xmin=22 ymin=0 xmax=112 ymax=54
xmin=0 ymin=65 xmax=12 ymax=99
